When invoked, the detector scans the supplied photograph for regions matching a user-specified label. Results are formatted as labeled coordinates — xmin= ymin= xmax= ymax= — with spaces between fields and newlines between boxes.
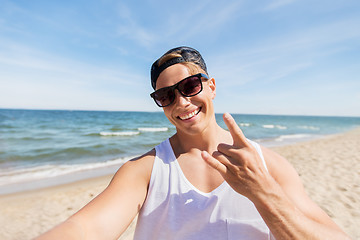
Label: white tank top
xmin=134 ymin=138 xmax=273 ymax=240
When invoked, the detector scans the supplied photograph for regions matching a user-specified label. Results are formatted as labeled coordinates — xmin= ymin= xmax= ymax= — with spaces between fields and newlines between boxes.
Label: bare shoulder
xmin=260 ymin=145 xmax=312 ymax=206
xmin=110 ymin=148 xmax=156 ymax=187
xmin=66 ymin=149 xmax=156 ymax=239
xmin=260 ymin=146 xmax=343 ymax=230
xmin=260 ymin=146 xmax=301 ymax=186
xmin=260 ymin=145 xmax=314 ymax=210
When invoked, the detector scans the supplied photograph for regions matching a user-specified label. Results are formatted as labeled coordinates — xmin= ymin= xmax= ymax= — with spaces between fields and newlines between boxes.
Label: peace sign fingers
xmin=223 ymin=113 xmax=249 ymax=148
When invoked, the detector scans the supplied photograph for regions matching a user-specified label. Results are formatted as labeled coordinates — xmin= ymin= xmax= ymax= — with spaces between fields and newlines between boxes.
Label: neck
xmin=171 ymin=117 xmax=231 ymax=155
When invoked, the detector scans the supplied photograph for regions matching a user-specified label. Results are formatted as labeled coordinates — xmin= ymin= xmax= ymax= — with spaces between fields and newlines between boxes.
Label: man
xmin=37 ymin=46 xmax=349 ymax=239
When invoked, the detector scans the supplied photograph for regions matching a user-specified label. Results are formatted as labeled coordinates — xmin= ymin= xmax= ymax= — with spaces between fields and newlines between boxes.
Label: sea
xmin=1 ymin=109 xmax=360 ymax=194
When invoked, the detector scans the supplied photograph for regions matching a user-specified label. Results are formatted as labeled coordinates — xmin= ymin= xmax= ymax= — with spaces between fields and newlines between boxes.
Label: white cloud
xmin=115 ymin=3 xmax=157 ymax=48
xmin=1 ymin=0 xmax=359 ymax=116
xmin=112 ymin=1 xmax=245 ymax=48
xmin=159 ymin=1 xmax=244 ymax=44
xmin=0 ymin=38 xmax=143 ymax=85
xmin=208 ymin=15 xmax=360 ymax=87
xmin=0 ymin=36 xmax=150 ymax=111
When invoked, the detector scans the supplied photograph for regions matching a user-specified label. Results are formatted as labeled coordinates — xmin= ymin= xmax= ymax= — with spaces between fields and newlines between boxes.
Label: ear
xmin=208 ymin=78 xmax=216 ymax=99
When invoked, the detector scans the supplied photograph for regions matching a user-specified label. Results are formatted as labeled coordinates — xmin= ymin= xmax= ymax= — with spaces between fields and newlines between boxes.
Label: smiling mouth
xmin=178 ymin=108 xmax=201 ymax=120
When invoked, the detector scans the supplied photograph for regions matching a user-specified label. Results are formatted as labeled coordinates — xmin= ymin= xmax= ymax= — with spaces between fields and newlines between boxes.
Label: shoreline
xmin=0 ymin=162 xmax=123 ymax=195
xmin=0 ymin=129 xmax=347 ymax=195
xmin=1 ymin=128 xmax=359 ymax=239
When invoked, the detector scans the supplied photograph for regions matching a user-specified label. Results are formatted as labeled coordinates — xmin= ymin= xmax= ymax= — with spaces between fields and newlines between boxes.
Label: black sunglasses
xmin=150 ymin=73 xmax=209 ymax=107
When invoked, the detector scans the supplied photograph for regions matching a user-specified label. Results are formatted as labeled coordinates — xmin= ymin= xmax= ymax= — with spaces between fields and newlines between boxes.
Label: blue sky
xmin=0 ymin=0 xmax=359 ymax=116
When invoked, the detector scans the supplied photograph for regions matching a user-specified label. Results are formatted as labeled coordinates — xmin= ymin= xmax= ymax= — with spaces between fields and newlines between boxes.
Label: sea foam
xmin=138 ymin=127 xmax=168 ymax=132
xmin=100 ymin=131 xmax=140 ymax=136
xmin=0 ymin=156 xmax=136 ymax=188
xmin=274 ymin=134 xmax=312 ymax=142
xmin=262 ymin=124 xmax=287 ymax=130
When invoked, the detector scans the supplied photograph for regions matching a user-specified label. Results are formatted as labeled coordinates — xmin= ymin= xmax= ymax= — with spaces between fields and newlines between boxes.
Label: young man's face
xmin=155 ymin=64 xmax=216 ymax=135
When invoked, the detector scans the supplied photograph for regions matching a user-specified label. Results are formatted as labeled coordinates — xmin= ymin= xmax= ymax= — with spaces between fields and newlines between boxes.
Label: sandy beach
xmin=0 ymin=128 xmax=359 ymax=239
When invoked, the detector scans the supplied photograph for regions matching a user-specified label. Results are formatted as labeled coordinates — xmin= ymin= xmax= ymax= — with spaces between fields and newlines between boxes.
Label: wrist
xmin=248 ymin=174 xmax=288 ymax=212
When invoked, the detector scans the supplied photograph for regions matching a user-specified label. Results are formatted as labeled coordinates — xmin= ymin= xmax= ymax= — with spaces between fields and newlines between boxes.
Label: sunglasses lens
xmin=154 ymin=87 xmax=175 ymax=107
xmin=151 ymin=74 xmax=207 ymax=107
xmin=178 ymin=76 xmax=202 ymax=96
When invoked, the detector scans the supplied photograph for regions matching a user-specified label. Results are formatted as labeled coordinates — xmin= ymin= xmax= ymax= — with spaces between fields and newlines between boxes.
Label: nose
xmin=174 ymin=90 xmax=190 ymax=106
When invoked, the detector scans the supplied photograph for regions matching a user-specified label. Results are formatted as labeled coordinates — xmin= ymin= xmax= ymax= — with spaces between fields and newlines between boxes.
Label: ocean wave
xmin=138 ymin=127 xmax=168 ymax=132
xmin=297 ymin=125 xmax=320 ymax=131
xmin=18 ymin=136 xmax=52 ymax=141
xmin=238 ymin=123 xmax=251 ymax=127
xmin=0 ymin=156 xmax=136 ymax=186
xmin=1 ymin=145 xmax=123 ymax=164
xmin=262 ymin=124 xmax=287 ymax=130
xmin=99 ymin=131 xmax=140 ymax=136
xmin=274 ymin=134 xmax=311 ymax=142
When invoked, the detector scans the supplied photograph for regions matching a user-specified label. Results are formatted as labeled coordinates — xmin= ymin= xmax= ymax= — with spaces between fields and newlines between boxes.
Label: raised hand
xmin=201 ymin=113 xmax=275 ymax=202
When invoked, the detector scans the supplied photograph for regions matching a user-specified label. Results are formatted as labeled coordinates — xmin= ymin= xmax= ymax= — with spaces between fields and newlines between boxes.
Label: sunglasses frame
xmin=150 ymin=73 xmax=209 ymax=107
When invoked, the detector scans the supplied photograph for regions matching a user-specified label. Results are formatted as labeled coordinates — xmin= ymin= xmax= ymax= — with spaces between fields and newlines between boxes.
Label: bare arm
xmin=256 ymin=146 xmax=349 ymax=239
xmin=202 ymin=113 xmax=350 ymax=240
xmin=36 ymin=150 xmax=155 ymax=240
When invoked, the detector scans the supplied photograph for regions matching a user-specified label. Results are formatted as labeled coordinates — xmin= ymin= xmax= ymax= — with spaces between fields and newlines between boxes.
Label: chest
xmin=134 ymin=139 xmax=271 ymax=240
xmin=137 ymin=156 xmax=270 ymax=240
xmin=176 ymin=153 xmax=224 ymax=193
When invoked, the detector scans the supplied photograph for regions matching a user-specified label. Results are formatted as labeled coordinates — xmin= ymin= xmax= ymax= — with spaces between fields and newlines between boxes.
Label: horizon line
xmin=1 ymin=107 xmax=360 ymax=118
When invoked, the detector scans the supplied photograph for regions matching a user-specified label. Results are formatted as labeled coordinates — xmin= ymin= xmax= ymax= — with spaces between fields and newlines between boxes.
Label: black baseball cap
xmin=150 ymin=46 xmax=208 ymax=90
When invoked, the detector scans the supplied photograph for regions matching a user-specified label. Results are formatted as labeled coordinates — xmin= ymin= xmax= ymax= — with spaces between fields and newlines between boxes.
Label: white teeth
xmin=179 ymin=109 xmax=199 ymax=120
